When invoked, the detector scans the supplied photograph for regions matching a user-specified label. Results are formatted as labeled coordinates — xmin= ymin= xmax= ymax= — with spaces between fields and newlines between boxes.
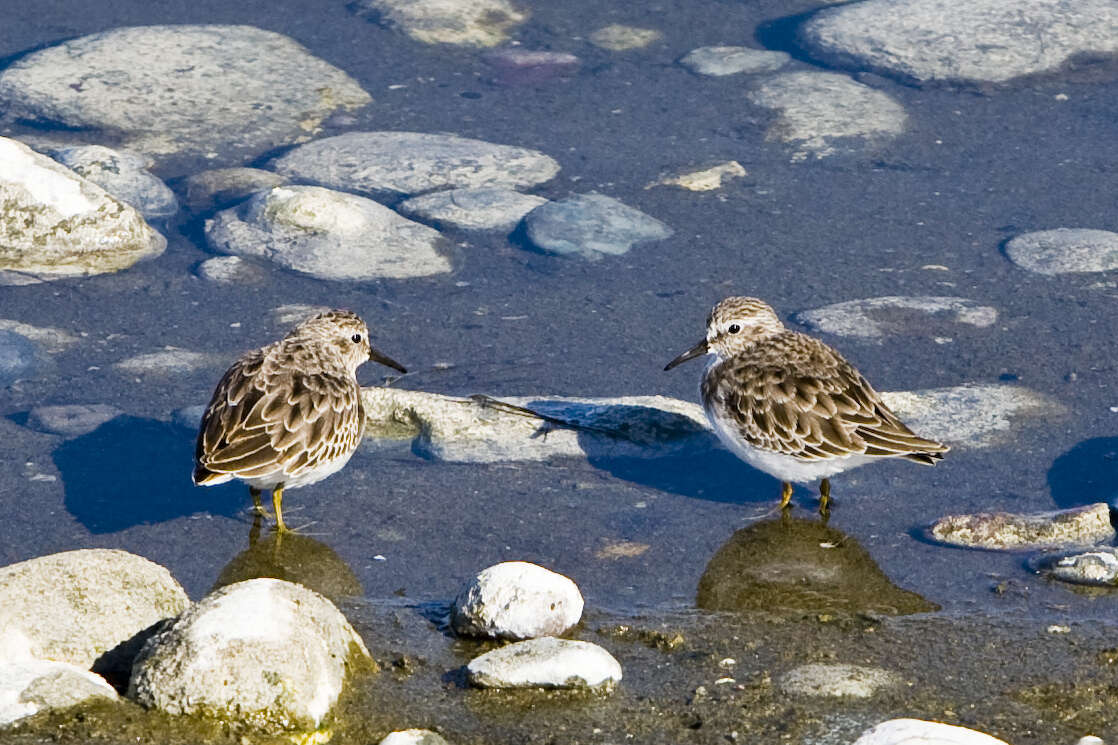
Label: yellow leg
xmin=272 ymin=483 xmax=289 ymax=533
xmin=779 ymin=481 xmax=793 ymax=509
xmin=819 ymin=478 xmax=832 ymax=517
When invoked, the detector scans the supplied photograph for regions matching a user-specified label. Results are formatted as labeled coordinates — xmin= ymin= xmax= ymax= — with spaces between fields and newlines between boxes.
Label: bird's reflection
xmin=212 ymin=515 xmax=363 ymax=601
xmin=697 ymin=513 xmax=937 ymax=616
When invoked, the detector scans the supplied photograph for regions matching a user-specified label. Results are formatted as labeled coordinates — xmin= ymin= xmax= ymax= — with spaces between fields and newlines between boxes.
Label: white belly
xmin=241 ymin=448 xmax=357 ymax=491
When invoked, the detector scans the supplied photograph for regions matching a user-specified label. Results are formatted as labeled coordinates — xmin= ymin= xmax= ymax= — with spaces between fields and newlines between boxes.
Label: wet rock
xmin=129 ymin=578 xmax=372 ymax=732
xmin=353 ymin=0 xmax=527 ymax=47
xmin=930 ymin=503 xmax=1114 ymax=551
xmin=451 ymin=562 xmax=584 ymax=640
xmin=398 ymin=187 xmax=547 ymax=232
xmin=1031 ymin=547 xmax=1118 ymax=587
xmin=271 ymin=132 xmax=560 ymax=199
xmin=799 ymin=0 xmax=1118 ymax=87
xmin=361 ymin=389 xmax=711 ymax=463
xmin=466 ymin=637 xmax=621 ymax=691
xmin=1005 ymin=228 xmax=1118 ymax=275
xmin=195 ymin=255 xmax=267 ymax=284
xmin=679 ymin=46 xmax=790 ymax=76
xmin=206 ymin=185 xmax=450 ymax=280
xmin=0 ymin=549 xmax=188 ymax=669
xmin=0 ymin=330 xmax=43 ymax=385
xmin=0 ymin=137 xmax=166 ymax=284
xmin=379 ymin=731 xmax=450 ymax=745
xmin=523 ymin=193 xmax=672 ymax=259
xmin=880 ymin=384 xmax=1062 ymax=449
xmin=0 ymin=26 xmax=371 ymax=162
xmin=794 ymin=296 xmax=997 ymax=340
xmin=482 ymin=49 xmax=580 ymax=85
xmin=651 ymin=161 xmax=747 ymax=191
xmin=51 ymin=146 xmax=177 ymax=219
xmin=852 ymin=718 xmax=1010 ymax=744
xmin=589 ymin=24 xmax=662 ymax=51
xmin=26 ymin=404 xmax=123 ymax=437
xmin=0 ymin=631 xmax=118 ymax=726
xmin=779 ymin=663 xmax=902 ymax=698
xmin=181 ymin=167 xmax=288 ymax=214
xmin=746 ymin=72 xmax=906 ymax=159
xmin=115 ymin=347 xmax=214 ymax=375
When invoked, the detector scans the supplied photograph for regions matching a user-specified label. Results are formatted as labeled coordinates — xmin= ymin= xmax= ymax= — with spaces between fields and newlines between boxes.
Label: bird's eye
xmin=728 ymin=324 xmax=741 ymax=334
xmin=351 ymin=333 xmax=362 ymax=343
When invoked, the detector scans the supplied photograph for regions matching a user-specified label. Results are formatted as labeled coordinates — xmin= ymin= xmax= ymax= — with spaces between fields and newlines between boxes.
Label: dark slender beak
xmin=369 ymin=346 xmax=407 ymax=374
xmin=664 ymin=339 xmax=709 ymax=371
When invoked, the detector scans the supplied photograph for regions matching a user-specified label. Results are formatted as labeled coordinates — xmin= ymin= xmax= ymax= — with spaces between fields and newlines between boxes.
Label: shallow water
xmin=2 ymin=0 xmax=1118 ymax=681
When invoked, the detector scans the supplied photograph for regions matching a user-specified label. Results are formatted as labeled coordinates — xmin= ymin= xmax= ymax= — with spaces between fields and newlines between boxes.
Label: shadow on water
xmin=697 ymin=513 xmax=939 ymax=616
xmin=588 ymin=450 xmax=778 ymax=504
xmin=1047 ymin=437 xmax=1118 ymax=510
xmin=53 ymin=416 xmax=241 ymax=533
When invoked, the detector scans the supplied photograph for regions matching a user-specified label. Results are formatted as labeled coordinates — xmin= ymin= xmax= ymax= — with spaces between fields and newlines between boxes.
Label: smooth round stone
xmin=181 ymin=167 xmax=288 ymax=214
xmin=589 ymin=24 xmax=662 ymax=51
xmin=482 ymin=49 xmax=580 ymax=85
xmin=379 ymin=730 xmax=450 ymax=745
xmin=746 ymin=72 xmax=907 ymax=158
xmin=523 ymin=193 xmax=672 ymax=259
xmin=271 ymin=132 xmax=560 ymax=199
xmin=0 ymin=632 xmax=118 ymax=726
xmin=129 ymin=578 xmax=372 ymax=732
xmin=0 ymin=549 xmax=188 ymax=669
xmin=451 ymin=561 xmax=583 ymax=640
xmin=1030 ymin=547 xmax=1118 ymax=587
xmin=195 ymin=255 xmax=266 ymax=284
xmin=206 ymin=185 xmax=451 ymax=280
xmin=26 ymin=404 xmax=123 ymax=437
xmin=0 ymin=137 xmax=166 ymax=282
xmin=930 ymin=503 xmax=1115 ymax=551
xmin=352 ymin=0 xmax=527 ymax=47
xmin=1005 ymin=228 xmax=1118 ymax=275
xmin=852 ymin=718 xmax=1010 ymax=744
xmin=794 ymin=296 xmax=997 ymax=340
xmin=0 ymin=26 xmax=371 ymax=162
xmin=679 ymin=46 xmax=790 ymax=76
xmin=466 ymin=637 xmax=622 ymax=691
xmin=0 ymin=330 xmax=41 ymax=384
xmin=800 ymin=0 xmax=1118 ymax=86
xmin=779 ymin=663 xmax=902 ymax=698
xmin=51 ymin=145 xmax=177 ymax=219
xmin=397 ymin=187 xmax=547 ymax=232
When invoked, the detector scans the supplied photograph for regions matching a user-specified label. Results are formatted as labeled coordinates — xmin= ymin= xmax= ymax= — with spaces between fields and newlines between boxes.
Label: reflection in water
xmin=212 ymin=516 xmax=362 ymax=601
xmin=697 ymin=514 xmax=938 ymax=616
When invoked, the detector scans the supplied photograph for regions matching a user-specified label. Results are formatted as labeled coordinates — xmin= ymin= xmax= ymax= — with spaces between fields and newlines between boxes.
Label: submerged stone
xmin=1031 ymin=547 xmax=1118 ymax=587
xmin=0 ymin=330 xmax=42 ymax=385
xmin=482 ymin=49 xmax=581 ymax=85
xmin=451 ymin=562 xmax=584 ymax=640
xmin=795 ymin=296 xmax=998 ymax=340
xmin=181 ymin=167 xmax=288 ymax=214
xmin=353 ymin=0 xmax=527 ymax=47
xmin=523 ymin=193 xmax=672 ymax=259
xmin=26 ymin=404 xmax=123 ymax=437
xmin=398 ymin=187 xmax=547 ymax=232
xmin=930 ymin=503 xmax=1114 ymax=551
xmin=51 ymin=145 xmax=177 ymax=219
xmin=589 ymin=24 xmax=662 ymax=51
xmin=679 ymin=46 xmax=789 ymax=76
xmin=1005 ymin=228 xmax=1118 ymax=275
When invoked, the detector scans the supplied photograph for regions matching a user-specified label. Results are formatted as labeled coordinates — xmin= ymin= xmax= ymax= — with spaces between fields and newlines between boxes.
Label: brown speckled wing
xmin=704 ymin=332 xmax=948 ymax=462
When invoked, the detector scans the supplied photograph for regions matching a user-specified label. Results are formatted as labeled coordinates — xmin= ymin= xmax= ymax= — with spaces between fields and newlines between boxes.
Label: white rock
xmin=114 ymin=347 xmax=214 ymax=375
xmin=353 ymin=0 xmax=528 ymax=47
xmin=27 ymin=404 xmax=123 ymax=437
xmin=206 ymin=185 xmax=451 ymax=280
xmin=880 ymin=384 xmax=1063 ymax=449
xmin=0 ymin=631 xmax=118 ymax=726
xmin=680 ymin=46 xmax=790 ymax=76
xmin=451 ymin=562 xmax=584 ymax=640
xmin=361 ymin=388 xmax=712 ymax=463
xmin=746 ymin=72 xmax=907 ymax=159
xmin=651 ymin=162 xmax=747 ymax=191
xmin=0 ymin=137 xmax=166 ymax=283
xmin=795 ymin=296 xmax=998 ymax=340
xmin=398 ymin=187 xmax=548 ymax=231
xmin=1032 ymin=547 xmax=1118 ymax=586
xmin=779 ymin=663 xmax=902 ymax=698
xmin=51 ymin=145 xmax=177 ymax=219
xmin=930 ymin=503 xmax=1115 ymax=551
xmin=1005 ymin=228 xmax=1118 ymax=275
xmin=129 ymin=578 xmax=370 ymax=732
xmin=0 ymin=26 xmax=371 ymax=161
xmin=589 ymin=24 xmax=662 ymax=51
xmin=466 ymin=637 xmax=621 ymax=691
xmin=852 ymin=718 xmax=1010 ymax=744
xmin=181 ymin=167 xmax=289 ymax=213
xmin=379 ymin=730 xmax=450 ymax=745
xmin=0 ymin=549 xmax=188 ymax=669
xmin=800 ymin=0 xmax=1118 ymax=86
xmin=195 ymin=255 xmax=266 ymax=284
xmin=271 ymin=132 xmax=560 ymax=199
